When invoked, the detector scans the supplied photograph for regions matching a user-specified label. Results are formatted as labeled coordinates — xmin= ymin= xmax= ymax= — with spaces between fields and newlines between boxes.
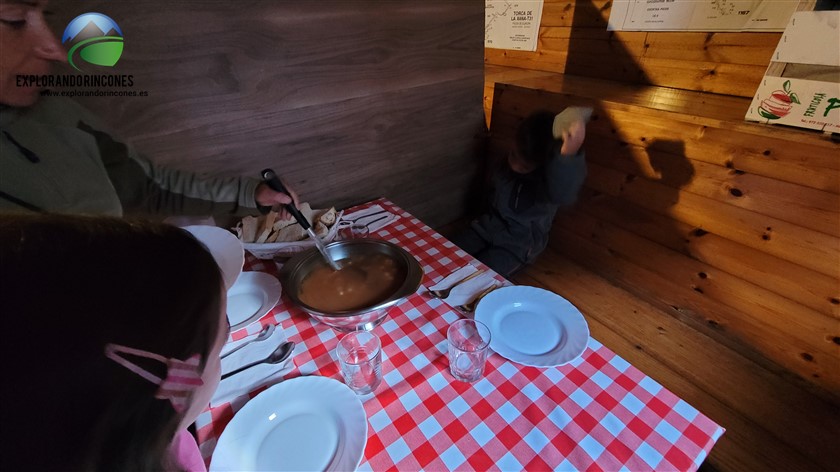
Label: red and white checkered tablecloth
xmin=196 ymin=198 xmax=724 ymax=471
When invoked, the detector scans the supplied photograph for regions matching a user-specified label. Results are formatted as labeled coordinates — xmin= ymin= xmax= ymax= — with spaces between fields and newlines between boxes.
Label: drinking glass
xmin=336 ymin=331 xmax=382 ymax=394
xmin=339 ymin=223 xmax=369 ymax=240
xmin=447 ymin=319 xmax=492 ymax=382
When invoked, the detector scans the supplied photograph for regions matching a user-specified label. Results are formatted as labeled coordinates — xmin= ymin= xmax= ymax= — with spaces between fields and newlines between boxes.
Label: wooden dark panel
xmin=49 ymin=0 xmax=485 ymax=225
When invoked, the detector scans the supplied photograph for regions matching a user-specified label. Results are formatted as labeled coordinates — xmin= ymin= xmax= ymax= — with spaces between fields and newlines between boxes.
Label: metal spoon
xmin=220 ymin=324 xmax=275 ymax=360
xmin=458 ymin=283 xmax=501 ymax=313
xmin=220 ymin=341 xmax=295 ymax=380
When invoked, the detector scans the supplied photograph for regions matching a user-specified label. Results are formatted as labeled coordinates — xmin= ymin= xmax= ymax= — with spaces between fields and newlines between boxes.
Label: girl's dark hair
xmin=514 ymin=110 xmax=560 ymax=169
xmin=0 ymin=214 xmax=224 ymax=471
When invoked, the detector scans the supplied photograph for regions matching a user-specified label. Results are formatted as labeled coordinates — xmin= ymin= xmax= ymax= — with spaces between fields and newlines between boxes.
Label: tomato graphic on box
xmin=758 ymin=80 xmax=800 ymax=120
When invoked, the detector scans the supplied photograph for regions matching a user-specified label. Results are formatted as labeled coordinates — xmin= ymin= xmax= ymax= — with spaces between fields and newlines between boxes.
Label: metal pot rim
xmin=278 ymin=239 xmax=422 ymax=318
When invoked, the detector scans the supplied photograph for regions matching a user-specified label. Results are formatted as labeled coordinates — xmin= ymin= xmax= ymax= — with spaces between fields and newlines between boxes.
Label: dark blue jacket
xmin=471 ymin=149 xmax=586 ymax=263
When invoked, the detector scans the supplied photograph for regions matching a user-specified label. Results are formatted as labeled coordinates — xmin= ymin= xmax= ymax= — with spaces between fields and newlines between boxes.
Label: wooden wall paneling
xmin=586 ymin=116 xmax=840 ymax=194
xmin=542 ymin=27 xmax=649 ymax=58
xmin=484 ymin=0 xmax=784 ymax=97
xmin=642 ymin=32 xmax=778 ymax=66
xmin=515 ymin=253 xmax=840 ymax=472
xmin=487 ymin=83 xmax=840 ymax=399
xmin=485 ymin=47 xmax=567 ymax=73
xmin=590 ymin=107 xmax=840 ymax=191
xmin=490 ymin=75 xmax=754 ymax=120
xmin=490 ymin=108 xmax=840 ymax=278
xmin=540 ymin=0 xmax=611 ymax=29
xmin=556 ymin=209 xmax=840 ymax=374
xmin=573 ymin=189 xmax=840 ymax=319
xmin=489 ymin=85 xmax=840 ymax=193
xmin=548 ymin=28 xmax=651 ymax=83
xmin=636 ymin=58 xmax=769 ymax=97
xmin=582 ymin=139 xmax=840 ymax=237
xmin=484 ymin=66 xmax=559 ymax=126
xmin=549 ymin=219 xmax=840 ymax=396
xmin=583 ymin=160 xmax=840 ymax=278
xmin=50 ymin=0 xmax=484 ymax=225
xmin=587 ymin=110 xmax=840 ymax=194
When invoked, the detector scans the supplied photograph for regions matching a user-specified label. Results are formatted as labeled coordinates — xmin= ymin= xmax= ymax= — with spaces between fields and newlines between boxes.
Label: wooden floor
xmin=506 ymin=248 xmax=840 ymax=472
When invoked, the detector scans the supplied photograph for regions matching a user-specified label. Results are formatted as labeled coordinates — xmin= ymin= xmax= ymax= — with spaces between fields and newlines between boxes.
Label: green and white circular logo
xmin=62 ymin=13 xmax=124 ymax=72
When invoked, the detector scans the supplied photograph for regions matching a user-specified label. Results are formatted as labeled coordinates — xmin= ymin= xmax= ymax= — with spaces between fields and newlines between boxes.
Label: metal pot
xmin=278 ymin=239 xmax=423 ymax=332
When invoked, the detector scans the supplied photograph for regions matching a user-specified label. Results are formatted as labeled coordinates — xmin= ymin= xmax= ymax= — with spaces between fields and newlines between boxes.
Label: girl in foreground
xmin=0 ymin=214 xmax=228 ymax=471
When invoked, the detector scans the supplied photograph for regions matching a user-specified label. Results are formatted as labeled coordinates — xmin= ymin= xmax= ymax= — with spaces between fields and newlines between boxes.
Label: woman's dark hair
xmin=514 ymin=110 xmax=560 ymax=169
xmin=0 ymin=214 xmax=224 ymax=471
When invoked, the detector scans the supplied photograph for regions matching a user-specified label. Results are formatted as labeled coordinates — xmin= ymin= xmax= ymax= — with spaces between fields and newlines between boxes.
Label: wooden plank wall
xmin=484 ymin=2 xmax=840 ymax=466
xmin=490 ymin=82 xmax=840 ymax=398
xmin=484 ymin=0 xmax=789 ymax=124
xmin=49 ymin=1 xmax=484 ymax=227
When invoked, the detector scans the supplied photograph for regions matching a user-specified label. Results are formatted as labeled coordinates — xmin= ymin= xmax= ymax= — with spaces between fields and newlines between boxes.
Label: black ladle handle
xmin=261 ymin=169 xmax=310 ymax=230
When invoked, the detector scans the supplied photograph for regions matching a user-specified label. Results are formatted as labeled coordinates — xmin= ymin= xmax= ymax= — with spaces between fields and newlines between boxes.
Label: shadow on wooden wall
xmin=48 ymin=1 xmax=485 ymax=227
xmin=564 ymin=0 xmax=650 ymax=85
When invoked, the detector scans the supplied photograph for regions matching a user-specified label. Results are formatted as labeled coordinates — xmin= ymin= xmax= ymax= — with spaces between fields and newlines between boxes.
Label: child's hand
xmin=559 ymin=119 xmax=586 ymax=155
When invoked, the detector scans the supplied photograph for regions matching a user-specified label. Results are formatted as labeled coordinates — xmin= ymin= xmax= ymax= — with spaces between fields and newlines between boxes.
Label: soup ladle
xmin=261 ymin=169 xmax=341 ymax=271
xmin=220 ymin=341 xmax=296 ymax=380
xmin=260 ymin=169 xmax=367 ymax=283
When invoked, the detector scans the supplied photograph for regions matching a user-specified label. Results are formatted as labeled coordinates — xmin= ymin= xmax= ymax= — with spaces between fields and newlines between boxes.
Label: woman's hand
xmin=254 ymin=181 xmax=300 ymax=220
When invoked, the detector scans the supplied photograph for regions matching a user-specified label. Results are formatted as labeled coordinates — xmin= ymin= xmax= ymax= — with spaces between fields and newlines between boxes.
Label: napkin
xmin=429 ymin=264 xmax=499 ymax=307
xmin=341 ymin=204 xmax=399 ymax=233
xmin=211 ymin=327 xmax=293 ymax=407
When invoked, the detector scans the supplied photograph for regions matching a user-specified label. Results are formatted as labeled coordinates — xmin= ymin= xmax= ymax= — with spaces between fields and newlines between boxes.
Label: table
xmin=196 ymin=198 xmax=725 ymax=471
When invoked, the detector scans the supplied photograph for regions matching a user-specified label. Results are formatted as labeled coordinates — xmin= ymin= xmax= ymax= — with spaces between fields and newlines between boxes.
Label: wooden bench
xmin=473 ymin=70 xmax=840 ymax=472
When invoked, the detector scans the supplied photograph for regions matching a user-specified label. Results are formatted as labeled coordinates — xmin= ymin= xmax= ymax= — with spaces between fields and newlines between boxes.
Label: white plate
xmin=475 ymin=286 xmax=589 ymax=367
xmin=227 ymin=272 xmax=282 ymax=331
xmin=183 ymin=225 xmax=244 ymax=291
xmin=210 ymin=376 xmax=368 ymax=472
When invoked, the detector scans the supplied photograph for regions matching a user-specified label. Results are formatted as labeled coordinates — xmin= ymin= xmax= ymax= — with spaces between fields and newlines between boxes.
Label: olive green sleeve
xmin=75 ymin=120 xmax=261 ymax=217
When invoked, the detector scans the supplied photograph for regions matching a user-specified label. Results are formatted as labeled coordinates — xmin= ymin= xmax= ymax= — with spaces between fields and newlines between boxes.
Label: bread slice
xmin=266 ymin=228 xmax=282 ymax=243
xmin=255 ymin=211 xmax=278 ymax=243
xmin=272 ymin=215 xmax=296 ymax=232
xmin=274 ymin=224 xmax=306 ymax=242
xmin=318 ymin=207 xmax=337 ymax=227
xmin=298 ymin=203 xmax=315 ymax=227
xmin=240 ymin=215 xmax=259 ymax=243
xmin=314 ymin=221 xmax=329 ymax=238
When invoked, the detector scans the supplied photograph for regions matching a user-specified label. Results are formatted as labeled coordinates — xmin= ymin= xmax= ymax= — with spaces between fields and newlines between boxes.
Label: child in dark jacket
xmin=452 ymin=107 xmax=592 ymax=278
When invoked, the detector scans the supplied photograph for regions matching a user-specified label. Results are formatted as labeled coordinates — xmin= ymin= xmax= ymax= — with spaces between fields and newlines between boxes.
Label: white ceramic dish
xmin=226 ymin=272 xmax=282 ymax=331
xmin=475 ymin=286 xmax=589 ymax=367
xmin=183 ymin=225 xmax=244 ymax=291
xmin=210 ymin=376 xmax=368 ymax=472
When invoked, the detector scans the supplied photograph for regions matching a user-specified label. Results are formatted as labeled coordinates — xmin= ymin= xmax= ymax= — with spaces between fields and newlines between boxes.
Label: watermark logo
xmin=62 ymin=13 xmax=123 ymax=72
xmin=758 ymin=80 xmax=800 ymax=120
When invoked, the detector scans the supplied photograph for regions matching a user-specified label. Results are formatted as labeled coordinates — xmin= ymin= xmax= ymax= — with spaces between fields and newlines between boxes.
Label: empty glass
xmin=336 ymin=331 xmax=382 ymax=394
xmin=339 ymin=223 xmax=369 ymax=240
xmin=447 ymin=319 xmax=492 ymax=382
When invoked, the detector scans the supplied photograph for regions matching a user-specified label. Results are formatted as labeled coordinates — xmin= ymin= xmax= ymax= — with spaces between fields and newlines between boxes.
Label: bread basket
xmin=242 ymin=210 xmax=344 ymax=259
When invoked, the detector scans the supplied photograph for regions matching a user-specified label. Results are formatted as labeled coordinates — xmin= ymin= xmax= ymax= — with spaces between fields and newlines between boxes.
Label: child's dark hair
xmin=0 ymin=214 xmax=224 ymax=472
xmin=515 ymin=110 xmax=560 ymax=169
